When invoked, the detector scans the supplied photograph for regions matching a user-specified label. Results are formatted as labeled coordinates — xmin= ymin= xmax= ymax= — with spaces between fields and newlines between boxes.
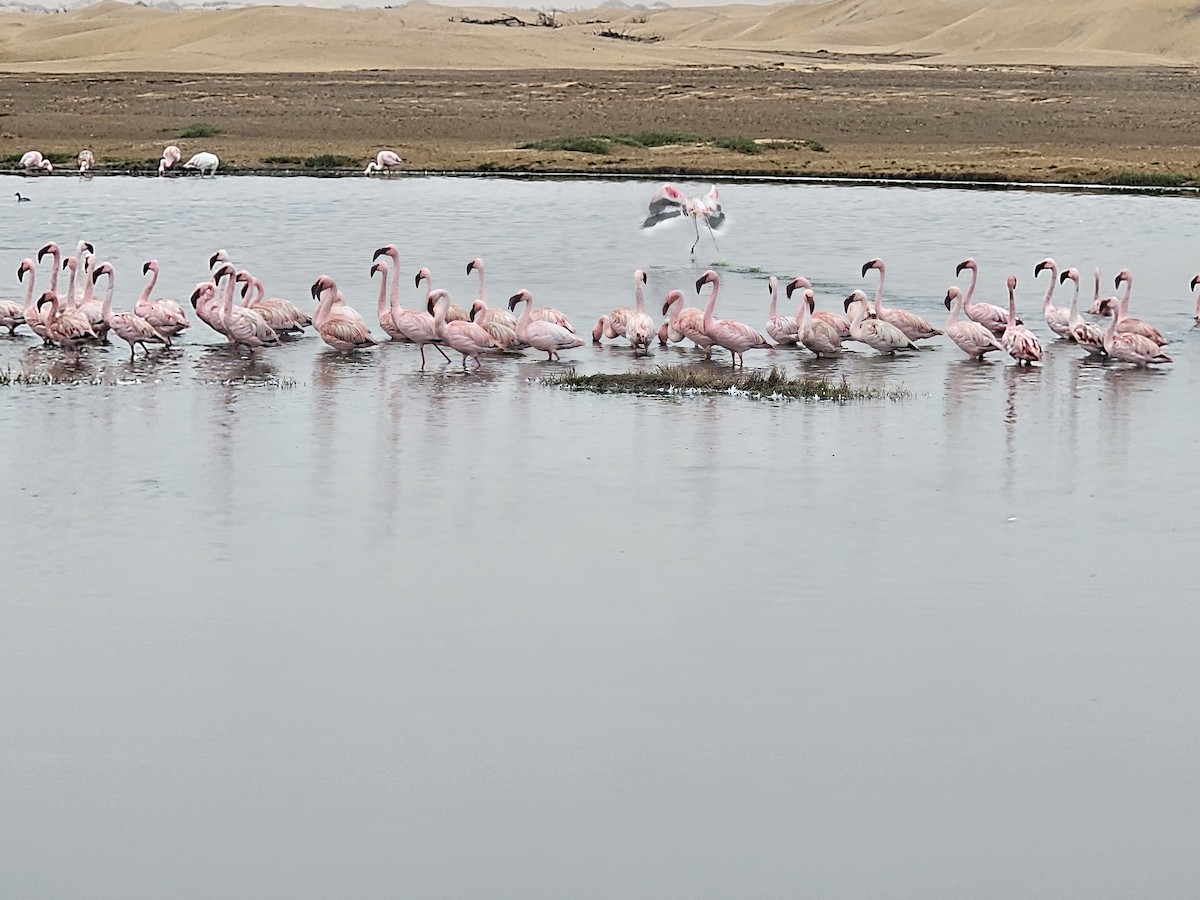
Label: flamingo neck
xmin=375 ymin=267 xmax=389 ymax=318
xmin=64 ymin=265 xmax=77 ymax=311
xmin=1041 ymin=267 xmax=1056 ymax=311
xmin=796 ymin=292 xmax=811 ymax=332
xmin=1092 ymin=269 xmax=1101 ymax=308
xmin=634 ymin=279 xmax=645 ymax=314
xmin=963 ymin=264 xmax=977 ymax=309
xmin=475 ymin=265 xmax=486 ymax=303
xmin=314 ymin=285 xmax=337 ymax=326
xmin=46 ymin=249 xmax=60 ymax=294
xmin=1119 ymin=276 xmax=1132 ymax=315
xmin=21 ymin=267 xmax=35 ymax=312
xmin=100 ymin=273 xmax=114 ymax=319
xmin=388 ymin=249 xmax=401 ymax=315
xmin=1007 ymin=285 xmax=1017 ymax=327
xmin=871 ymin=263 xmax=886 ymax=315
xmin=767 ymin=279 xmax=778 ymax=319
xmin=701 ymin=279 xmax=719 ymax=330
xmin=518 ymin=297 xmax=532 ymax=327
xmin=945 ymin=296 xmax=960 ymax=328
xmin=139 ymin=266 xmax=156 ymax=306
xmin=80 ymin=257 xmax=96 ymax=305
xmin=1067 ymin=278 xmax=1081 ymax=325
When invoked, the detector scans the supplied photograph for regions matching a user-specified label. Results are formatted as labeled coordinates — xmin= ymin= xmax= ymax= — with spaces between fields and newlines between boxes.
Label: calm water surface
xmin=1 ymin=175 xmax=1198 ymax=898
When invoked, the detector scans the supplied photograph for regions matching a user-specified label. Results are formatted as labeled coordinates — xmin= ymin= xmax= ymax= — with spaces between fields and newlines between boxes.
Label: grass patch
xmin=541 ymin=365 xmax=908 ymax=402
xmin=713 ymin=136 xmax=762 ymax=155
xmin=261 ymin=155 xmax=304 ymax=165
xmin=609 ymin=130 xmax=701 ymax=147
xmin=1103 ymin=169 xmax=1193 ymax=187
xmin=0 ymin=368 xmax=103 ymax=386
xmin=520 ymin=136 xmax=611 ymax=154
xmin=179 ymin=123 xmax=223 ymax=139
xmin=302 ymin=154 xmax=356 ymax=169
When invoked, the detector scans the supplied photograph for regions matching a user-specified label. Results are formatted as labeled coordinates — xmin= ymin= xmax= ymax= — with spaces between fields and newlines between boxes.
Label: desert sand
xmin=2 ymin=0 xmax=1199 ymax=182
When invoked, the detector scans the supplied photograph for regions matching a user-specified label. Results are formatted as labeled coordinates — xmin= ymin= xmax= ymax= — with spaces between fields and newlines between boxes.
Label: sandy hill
xmin=1 ymin=0 xmax=1198 ymax=71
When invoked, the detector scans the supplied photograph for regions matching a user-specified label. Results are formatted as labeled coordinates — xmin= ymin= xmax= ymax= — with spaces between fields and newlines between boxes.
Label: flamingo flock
xmin=0 ymin=234 xmax=1187 ymax=372
xmin=16 ymin=146 xmax=403 ymax=177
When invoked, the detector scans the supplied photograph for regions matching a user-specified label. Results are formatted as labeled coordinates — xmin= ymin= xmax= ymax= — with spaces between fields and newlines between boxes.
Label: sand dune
xmin=1 ymin=0 xmax=1198 ymax=72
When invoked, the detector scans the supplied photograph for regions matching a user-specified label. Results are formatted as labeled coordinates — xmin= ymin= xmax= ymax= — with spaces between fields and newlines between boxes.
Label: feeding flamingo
xmin=956 ymin=258 xmax=1016 ymax=336
xmin=842 ymin=289 xmax=919 ymax=354
xmin=1099 ymin=296 xmax=1172 ymax=367
xmin=1001 ymin=275 xmax=1042 ymax=365
xmin=943 ymin=286 xmax=1005 ymax=359
xmin=427 ymin=288 xmax=498 ymax=369
xmin=1058 ymin=268 xmax=1106 ymax=355
xmin=861 ymin=258 xmax=942 ymax=341
xmin=695 ymin=270 xmax=771 ymax=367
xmin=508 ymin=290 xmax=585 ymax=361
xmin=158 ymin=145 xmax=181 ymax=175
xmin=1033 ymin=257 xmax=1071 ymax=338
xmin=184 ymin=152 xmax=220 ymax=176
xmin=766 ymin=275 xmax=799 ymax=346
xmin=642 ymin=184 xmax=725 ymax=255
xmin=309 ymin=275 xmax=377 ymax=353
xmin=1112 ymin=269 xmax=1168 ymax=345
xmin=20 ymin=151 xmax=53 ymax=173
xmin=77 ymin=150 xmax=95 ymax=174
xmin=365 ymin=150 xmax=403 ymax=175
xmin=786 ymin=277 xmax=841 ymax=358
xmin=91 ymin=263 xmax=170 ymax=360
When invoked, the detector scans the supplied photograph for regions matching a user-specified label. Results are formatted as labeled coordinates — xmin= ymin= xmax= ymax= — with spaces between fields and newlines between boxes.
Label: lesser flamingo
xmin=695 ymin=270 xmax=771 ymax=367
xmin=943 ymin=286 xmax=1004 ymax=359
xmin=1001 ymin=275 xmax=1042 ymax=365
xmin=861 ymin=258 xmax=942 ymax=341
xmin=507 ymin=290 xmax=585 ymax=361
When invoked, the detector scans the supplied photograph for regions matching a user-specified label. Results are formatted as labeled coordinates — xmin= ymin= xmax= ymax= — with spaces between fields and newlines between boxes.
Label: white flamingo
xmin=184 ymin=152 xmax=220 ymax=176
xmin=77 ymin=150 xmax=95 ymax=174
xmin=842 ymin=290 xmax=919 ymax=354
xmin=365 ymin=150 xmax=403 ymax=175
xmin=1033 ymin=257 xmax=1071 ymax=338
xmin=20 ymin=151 xmax=53 ymax=173
xmin=1059 ymin=268 xmax=1106 ymax=355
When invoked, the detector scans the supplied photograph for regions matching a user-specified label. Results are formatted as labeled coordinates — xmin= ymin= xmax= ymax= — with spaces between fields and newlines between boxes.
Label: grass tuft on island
xmin=540 ymin=365 xmax=908 ymax=402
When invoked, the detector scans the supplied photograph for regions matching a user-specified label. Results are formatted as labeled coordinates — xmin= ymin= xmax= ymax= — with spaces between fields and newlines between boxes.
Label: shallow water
xmin=2 ymin=174 xmax=1198 ymax=899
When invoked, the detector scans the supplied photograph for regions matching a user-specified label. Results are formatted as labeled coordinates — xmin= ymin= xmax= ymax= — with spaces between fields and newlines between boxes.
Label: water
xmin=2 ymin=174 xmax=1198 ymax=899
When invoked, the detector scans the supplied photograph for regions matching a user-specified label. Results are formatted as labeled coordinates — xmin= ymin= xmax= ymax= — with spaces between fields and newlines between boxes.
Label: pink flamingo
xmin=842 ymin=290 xmax=919 ymax=353
xmin=1191 ymin=273 xmax=1200 ymax=323
xmin=1058 ymin=268 xmax=1106 ymax=355
xmin=92 ymin=263 xmax=170 ymax=359
xmin=956 ymin=258 xmax=1016 ymax=336
xmin=158 ymin=145 xmax=181 ymax=175
xmin=20 ymin=151 xmax=52 ymax=173
xmin=695 ymin=270 xmax=771 ymax=367
xmin=427 ymin=288 xmax=497 ymax=369
xmin=1033 ymin=257 xmax=1071 ymax=338
xmin=370 ymin=259 xmax=408 ymax=341
xmin=1112 ymin=269 xmax=1168 ymax=345
xmin=766 ymin=275 xmax=799 ymax=346
xmin=211 ymin=264 xmax=280 ymax=350
xmin=189 ymin=282 xmax=226 ymax=337
xmin=624 ymin=269 xmax=655 ymax=355
xmin=309 ymin=275 xmax=377 ymax=353
xmin=77 ymin=150 xmax=95 ymax=174
xmin=75 ymin=254 xmax=110 ymax=341
xmin=2 ymin=263 xmax=28 ymax=335
xmin=466 ymin=258 xmax=520 ymax=329
xmin=371 ymin=245 xmax=451 ymax=362
xmin=236 ymin=271 xmax=309 ymax=334
xmin=1099 ymin=296 xmax=1172 ymax=367
xmin=1001 ymin=275 xmax=1042 ymax=365
xmin=57 ymin=258 xmax=99 ymax=342
xmin=36 ymin=291 xmax=93 ymax=355
xmin=508 ymin=290 xmax=585 ymax=361
xmin=19 ymin=258 xmax=51 ymax=342
xmin=134 ymin=261 xmax=190 ymax=339
xmin=641 ymin=184 xmax=725 ymax=255
xmin=414 ymin=267 xmax=468 ymax=322
xmin=861 ymin=258 xmax=942 ymax=341
xmin=365 ymin=150 xmax=403 ymax=175
xmin=786 ymin=277 xmax=841 ymax=358
xmin=661 ymin=289 xmax=714 ymax=355
xmin=943 ymin=286 xmax=1004 ymax=359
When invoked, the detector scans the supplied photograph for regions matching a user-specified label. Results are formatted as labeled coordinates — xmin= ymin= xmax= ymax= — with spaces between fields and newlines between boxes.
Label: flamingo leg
xmin=690 ymin=216 xmax=701 ymax=255
xmin=704 ymin=216 xmax=720 ymax=252
xmin=434 ymin=343 xmax=451 ymax=362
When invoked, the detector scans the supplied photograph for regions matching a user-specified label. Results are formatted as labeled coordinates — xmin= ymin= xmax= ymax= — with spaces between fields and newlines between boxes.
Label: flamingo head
xmin=843 ymin=289 xmax=869 ymax=313
xmin=469 ymin=299 xmax=484 ymax=321
xmin=36 ymin=291 xmax=54 ymax=311
xmin=41 ymin=160 xmax=53 ymax=172
xmin=190 ymin=283 xmax=213 ymax=308
xmin=208 ymin=250 xmax=228 ymax=269
xmin=694 ymin=270 xmax=719 ymax=294
xmin=371 ymin=261 xmax=386 ymax=278
xmin=17 ymin=259 xmax=33 ymax=280
xmin=414 ymin=268 xmax=432 ymax=289
xmin=426 ymin=289 xmax=449 ymax=316
xmin=1097 ymin=297 xmax=1116 ymax=317
xmin=310 ymin=275 xmax=335 ymax=301
xmin=36 ymin=242 xmax=58 ymax=263
xmin=371 ymin=245 xmax=394 ymax=262
xmin=1007 ymin=274 xmax=1018 ymax=293
xmin=467 ymin=258 xmax=483 ymax=275
xmin=662 ymin=289 xmax=683 ymax=316
xmin=860 ymin=258 xmax=883 ymax=278
xmin=143 ymin=260 xmax=158 ymax=275
xmin=657 ymin=321 xmax=669 ymax=345
xmin=63 ymin=258 xmax=74 ymax=272
xmin=785 ymin=276 xmax=812 ymax=300
xmin=234 ymin=269 xmax=252 ymax=284
xmin=805 ymin=290 xmax=816 ymax=312
xmin=91 ymin=262 xmax=113 ymax=283
xmin=1191 ymin=274 xmax=1200 ymax=292
xmin=944 ymin=286 xmax=962 ymax=310
xmin=1059 ymin=267 xmax=1078 ymax=286
xmin=508 ymin=289 xmax=533 ymax=312
xmin=76 ymin=240 xmax=94 ymax=256
xmin=1114 ymin=268 xmax=1132 ymax=289
xmin=635 ymin=269 xmax=647 ymax=285
xmin=1033 ymin=258 xmax=1055 ymax=277
xmin=213 ymin=264 xmax=236 ymax=283
xmin=955 ymin=258 xmax=977 ymax=277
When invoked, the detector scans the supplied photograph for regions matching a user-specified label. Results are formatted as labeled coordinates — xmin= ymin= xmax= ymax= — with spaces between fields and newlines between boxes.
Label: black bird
xmin=14 ymin=192 xmax=31 ymax=202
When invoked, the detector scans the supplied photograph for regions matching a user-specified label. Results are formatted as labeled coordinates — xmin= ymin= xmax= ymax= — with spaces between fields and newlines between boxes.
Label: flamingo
xmin=58 ymin=257 xmax=99 ymax=343
xmin=369 ymin=259 xmax=408 ymax=341
xmin=75 ymin=254 xmax=110 ymax=341
xmin=21 ymin=258 xmax=52 ymax=343
xmin=466 ymin=258 xmax=519 ymax=329
xmin=1100 ymin=296 xmax=1172 ymax=367
xmin=1033 ymin=257 xmax=1071 ymax=338
xmin=591 ymin=308 xmax=632 ymax=343
xmin=309 ymin=275 xmax=377 ymax=353
xmin=184 ymin=152 xmax=220 ymax=176
xmin=507 ymin=290 xmax=585 ymax=361
xmin=765 ymin=274 xmax=799 ymax=346
xmin=943 ymin=286 xmax=1005 ymax=359
xmin=1191 ymin=273 xmax=1200 ymax=324
xmin=842 ymin=289 xmax=920 ymax=354
xmin=641 ymin=184 xmax=725 ymax=255
xmin=210 ymin=264 xmax=280 ymax=350
xmin=91 ymin=263 xmax=170 ymax=360
xmin=414 ymin=268 xmax=468 ymax=322
xmin=6 ymin=261 xmax=35 ymax=337
xmin=237 ymin=271 xmax=309 ymax=334
xmin=20 ymin=151 xmax=53 ymax=173
xmin=695 ymin=270 xmax=771 ymax=367
xmin=1000 ymin=275 xmax=1042 ymax=365
xmin=861 ymin=258 xmax=942 ymax=341
xmin=624 ymin=269 xmax=655 ymax=355
xmin=661 ymin=289 xmax=714 ymax=356
xmin=371 ymin=247 xmax=451 ymax=364
xmin=956 ymin=258 xmax=1016 ymax=336
xmin=1112 ymin=269 xmax=1168 ymax=345
xmin=189 ymin=282 xmax=226 ymax=337
xmin=135 ymin=260 xmax=190 ymax=339
xmin=786 ymin=277 xmax=841 ymax=358
xmin=365 ymin=150 xmax=403 ymax=175
xmin=1058 ymin=268 xmax=1106 ymax=355
xmin=78 ymin=150 xmax=95 ymax=174
xmin=158 ymin=145 xmax=181 ymax=175
xmin=37 ymin=291 xmax=96 ymax=356
xmin=427 ymin=288 xmax=497 ymax=369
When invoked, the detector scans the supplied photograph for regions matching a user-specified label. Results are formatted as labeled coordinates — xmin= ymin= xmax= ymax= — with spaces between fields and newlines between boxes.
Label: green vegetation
xmin=1103 ymin=170 xmax=1193 ymax=187
xmin=261 ymin=155 xmax=304 ymax=165
xmin=520 ymin=136 xmax=612 ymax=154
xmin=713 ymin=136 xmax=761 ymax=155
xmin=302 ymin=154 xmax=356 ymax=169
xmin=179 ymin=123 xmax=223 ymax=139
xmin=609 ymin=130 xmax=701 ymax=147
xmin=541 ymin=365 xmax=908 ymax=402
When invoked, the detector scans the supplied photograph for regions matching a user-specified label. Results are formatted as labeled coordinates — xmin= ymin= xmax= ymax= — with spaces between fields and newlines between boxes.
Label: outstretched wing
xmin=641 ymin=184 xmax=688 ymax=229
xmin=701 ymin=186 xmax=726 ymax=231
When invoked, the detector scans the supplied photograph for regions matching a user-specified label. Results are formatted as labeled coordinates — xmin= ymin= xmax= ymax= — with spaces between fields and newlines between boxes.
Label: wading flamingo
xmin=625 ymin=269 xmax=655 ymax=355
xmin=237 ymin=271 xmax=309 ymax=334
xmin=508 ymin=289 xmax=585 ymax=361
xmin=861 ymin=258 xmax=942 ymax=341
xmin=92 ymin=263 xmax=170 ymax=360
xmin=1001 ymin=275 xmax=1042 ymax=365
xmin=427 ymin=288 xmax=497 ymax=369
xmin=309 ymin=275 xmax=377 ymax=353
xmin=661 ymin=289 xmax=714 ymax=356
xmin=7 ymin=260 xmax=35 ymax=337
xmin=466 ymin=258 xmax=519 ymax=329
xmin=1032 ymin=258 xmax=1071 ymax=338
xmin=371 ymin=259 xmax=407 ymax=341
xmin=415 ymin=267 xmax=468 ymax=321
xmin=20 ymin=151 xmax=53 ymax=173
xmin=1059 ymin=268 xmax=1106 ymax=355
xmin=365 ymin=150 xmax=403 ymax=175
xmin=21 ymin=258 xmax=52 ymax=343
xmin=1100 ymin=296 xmax=1172 ymax=367
xmin=136 ymin=260 xmax=190 ymax=339
xmin=371 ymin=247 xmax=451 ymax=364
xmin=75 ymin=254 xmax=110 ymax=341
xmin=842 ymin=289 xmax=919 ymax=354
xmin=695 ymin=270 xmax=771 ymax=367
xmin=158 ymin=145 xmax=181 ymax=175
xmin=943 ymin=286 xmax=1004 ymax=359
xmin=184 ymin=152 xmax=220 ymax=176
xmin=78 ymin=150 xmax=94 ymax=174
xmin=642 ymin=184 xmax=725 ymax=255
xmin=956 ymin=258 xmax=1016 ymax=336
xmin=766 ymin=274 xmax=799 ymax=346
xmin=1112 ymin=269 xmax=1168 ymax=345
xmin=786 ymin=277 xmax=841 ymax=358
xmin=37 ymin=291 xmax=94 ymax=355
xmin=211 ymin=263 xmax=279 ymax=350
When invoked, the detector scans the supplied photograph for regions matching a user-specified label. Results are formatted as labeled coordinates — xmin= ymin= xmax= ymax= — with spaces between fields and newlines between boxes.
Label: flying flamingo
xmin=765 ymin=275 xmax=799 ymax=346
xmin=943 ymin=286 xmax=1005 ymax=359
xmin=1000 ymin=275 xmax=1042 ymax=365
xmin=1191 ymin=273 xmax=1200 ymax=323
xmin=20 ymin=151 xmax=53 ymax=173
xmin=135 ymin=260 xmax=190 ymax=339
xmin=661 ymin=289 xmax=714 ymax=356
xmin=36 ymin=291 xmax=94 ymax=356
xmin=184 ymin=152 xmax=220 ymax=176
xmin=414 ymin=267 xmax=468 ymax=321
xmin=641 ymin=184 xmax=725 ymax=255
xmin=158 ymin=145 xmax=181 ymax=175
xmin=624 ymin=269 xmax=655 ymax=355
xmin=695 ymin=270 xmax=771 ymax=367
xmin=1032 ymin=257 xmax=1071 ymax=338
xmin=236 ymin=271 xmax=309 ymax=334
xmin=1112 ymin=269 xmax=1168 ymax=345
xmin=427 ymin=288 xmax=497 ymax=369
xmin=1058 ymin=268 xmax=1106 ymax=355
xmin=842 ymin=289 xmax=920 ymax=354
xmin=365 ymin=150 xmax=403 ymax=175
xmin=1099 ymin=296 xmax=1172 ymax=367
xmin=956 ymin=258 xmax=1017 ymax=336
xmin=507 ymin=290 xmax=585 ymax=361
xmin=91 ymin=263 xmax=170 ymax=360
xmin=786 ymin=277 xmax=841 ymax=358
xmin=861 ymin=258 xmax=942 ymax=341
xmin=309 ymin=275 xmax=377 ymax=353
xmin=77 ymin=150 xmax=95 ymax=174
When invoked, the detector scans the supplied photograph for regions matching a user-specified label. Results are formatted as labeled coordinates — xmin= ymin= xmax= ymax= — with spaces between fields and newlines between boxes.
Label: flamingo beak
xmin=37 ymin=296 xmax=50 ymax=311
xmin=785 ymin=280 xmax=797 ymax=300
xmin=208 ymin=252 xmax=220 ymax=268
xmin=1113 ymin=274 xmax=1122 ymax=289
xmin=1034 ymin=261 xmax=1046 ymax=276
xmin=640 ymin=271 xmax=648 ymax=284
xmin=694 ymin=275 xmax=706 ymax=294
xmin=371 ymin=263 xmax=381 ymax=276
xmin=426 ymin=297 xmax=435 ymax=316
xmin=860 ymin=261 xmax=873 ymax=277
xmin=142 ymin=261 xmax=151 ymax=275
xmin=1192 ymin=275 xmax=1200 ymax=291
xmin=372 ymin=247 xmax=388 ymax=261
xmin=36 ymin=245 xmax=50 ymax=262
xmin=413 ymin=273 xmax=422 ymax=288
xmin=843 ymin=295 xmax=853 ymax=312
xmin=190 ymin=287 xmax=202 ymax=306
xmin=91 ymin=268 xmax=101 ymax=283
xmin=469 ymin=303 xmax=478 ymax=322
xmin=507 ymin=293 xmax=522 ymax=312
xmin=955 ymin=261 xmax=967 ymax=277
xmin=466 ymin=261 xmax=476 ymax=275
xmin=84 ymin=242 xmax=94 ymax=254
xmin=1059 ymin=270 xmax=1070 ymax=285
xmin=310 ymin=282 xmax=321 ymax=301
xmin=62 ymin=259 xmax=69 ymax=270
xmin=944 ymin=293 xmax=953 ymax=310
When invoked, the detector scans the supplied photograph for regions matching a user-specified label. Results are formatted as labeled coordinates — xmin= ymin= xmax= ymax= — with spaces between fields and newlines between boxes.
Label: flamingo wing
xmin=642 ymin=185 xmax=688 ymax=228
